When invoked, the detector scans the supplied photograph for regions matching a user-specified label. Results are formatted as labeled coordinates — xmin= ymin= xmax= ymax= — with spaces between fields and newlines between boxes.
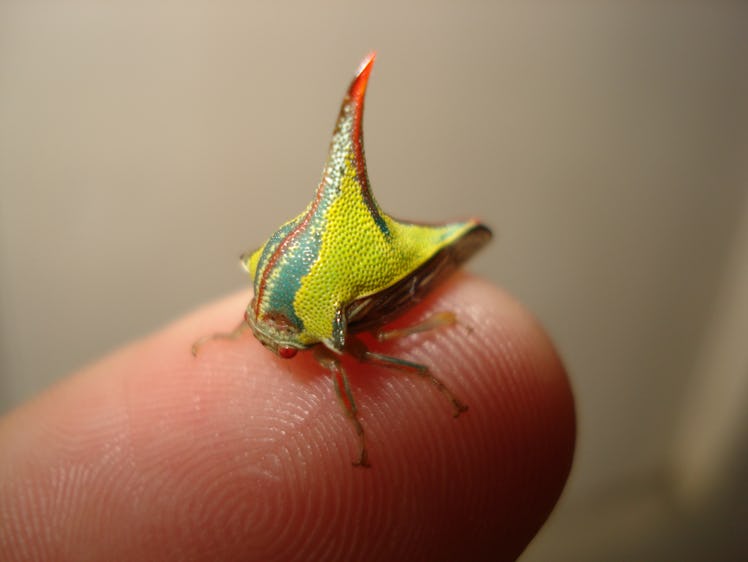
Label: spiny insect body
xmin=194 ymin=53 xmax=491 ymax=466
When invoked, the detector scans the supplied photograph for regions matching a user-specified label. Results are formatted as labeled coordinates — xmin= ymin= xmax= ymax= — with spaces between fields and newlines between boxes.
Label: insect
xmin=193 ymin=53 xmax=491 ymax=467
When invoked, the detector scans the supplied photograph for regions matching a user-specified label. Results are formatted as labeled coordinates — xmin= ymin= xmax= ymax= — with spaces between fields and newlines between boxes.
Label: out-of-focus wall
xmin=1 ymin=1 xmax=746 ymax=559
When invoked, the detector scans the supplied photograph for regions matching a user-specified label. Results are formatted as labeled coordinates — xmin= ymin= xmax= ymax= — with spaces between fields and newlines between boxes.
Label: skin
xmin=0 ymin=275 xmax=575 ymax=561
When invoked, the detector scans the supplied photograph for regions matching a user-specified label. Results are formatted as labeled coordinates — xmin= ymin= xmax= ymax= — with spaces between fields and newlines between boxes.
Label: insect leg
xmin=191 ymin=319 xmax=249 ymax=356
xmin=376 ymin=311 xmax=456 ymax=342
xmin=359 ymin=348 xmax=468 ymax=418
xmin=315 ymin=347 xmax=370 ymax=467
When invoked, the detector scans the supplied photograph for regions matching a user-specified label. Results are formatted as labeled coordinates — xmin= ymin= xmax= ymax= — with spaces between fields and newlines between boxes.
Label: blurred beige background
xmin=1 ymin=1 xmax=747 ymax=559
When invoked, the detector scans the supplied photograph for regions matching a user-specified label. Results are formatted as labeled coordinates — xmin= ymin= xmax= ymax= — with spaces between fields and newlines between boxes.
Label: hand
xmin=0 ymin=275 xmax=575 ymax=561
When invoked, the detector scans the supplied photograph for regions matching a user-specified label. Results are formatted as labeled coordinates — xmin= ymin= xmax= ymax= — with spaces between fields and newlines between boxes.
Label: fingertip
xmin=0 ymin=277 xmax=574 ymax=561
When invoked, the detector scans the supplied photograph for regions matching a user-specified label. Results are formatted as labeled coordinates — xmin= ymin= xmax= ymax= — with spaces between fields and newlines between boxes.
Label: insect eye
xmin=278 ymin=346 xmax=298 ymax=359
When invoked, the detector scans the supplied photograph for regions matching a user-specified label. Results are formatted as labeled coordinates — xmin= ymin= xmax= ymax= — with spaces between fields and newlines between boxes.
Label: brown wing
xmin=345 ymin=224 xmax=492 ymax=334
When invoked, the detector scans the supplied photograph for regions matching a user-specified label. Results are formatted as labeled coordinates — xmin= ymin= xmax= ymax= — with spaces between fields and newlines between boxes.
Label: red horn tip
xmin=349 ymin=51 xmax=376 ymax=99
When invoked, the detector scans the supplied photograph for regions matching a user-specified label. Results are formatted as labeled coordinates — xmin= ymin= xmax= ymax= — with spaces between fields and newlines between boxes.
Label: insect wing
xmin=346 ymin=224 xmax=491 ymax=334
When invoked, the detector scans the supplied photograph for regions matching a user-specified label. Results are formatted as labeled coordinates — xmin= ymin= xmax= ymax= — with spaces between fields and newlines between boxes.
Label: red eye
xmin=278 ymin=346 xmax=298 ymax=359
